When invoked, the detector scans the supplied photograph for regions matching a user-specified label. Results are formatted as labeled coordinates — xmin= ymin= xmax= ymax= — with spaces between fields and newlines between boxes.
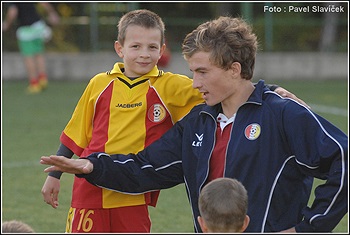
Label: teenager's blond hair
xmin=182 ymin=16 xmax=258 ymax=80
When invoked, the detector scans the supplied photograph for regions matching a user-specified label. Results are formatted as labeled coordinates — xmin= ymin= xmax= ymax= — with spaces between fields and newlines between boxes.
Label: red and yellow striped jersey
xmin=60 ymin=62 xmax=203 ymax=208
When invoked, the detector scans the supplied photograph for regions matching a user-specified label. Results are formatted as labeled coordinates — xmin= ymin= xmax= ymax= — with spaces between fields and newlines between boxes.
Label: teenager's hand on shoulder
xmin=274 ymin=87 xmax=311 ymax=109
xmin=40 ymin=155 xmax=93 ymax=174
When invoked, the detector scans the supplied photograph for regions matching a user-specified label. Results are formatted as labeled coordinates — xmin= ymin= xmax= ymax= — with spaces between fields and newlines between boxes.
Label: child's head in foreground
xmin=198 ymin=177 xmax=250 ymax=233
xmin=2 ymin=220 xmax=35 ymax=233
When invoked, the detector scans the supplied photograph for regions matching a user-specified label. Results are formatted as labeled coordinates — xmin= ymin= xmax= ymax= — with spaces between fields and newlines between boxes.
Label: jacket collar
xmin=200 ymin=79 xmax=266 ymax=117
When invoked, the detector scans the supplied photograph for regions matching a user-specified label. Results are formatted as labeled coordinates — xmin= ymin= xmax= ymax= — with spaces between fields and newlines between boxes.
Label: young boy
xmin=41 ymin=9 xmax=307 ymax=233
xmin=41 ymin=16 xmax=347 ymax=233
xmin=40 ymin=9 xmax=203 ymax=233
xmin=198 ymin=177 xmax=250 ymax=233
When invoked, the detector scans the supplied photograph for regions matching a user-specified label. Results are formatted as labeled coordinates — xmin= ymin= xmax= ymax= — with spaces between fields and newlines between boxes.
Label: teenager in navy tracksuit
xmin=41 ymin=16 xmax=348 ymax=233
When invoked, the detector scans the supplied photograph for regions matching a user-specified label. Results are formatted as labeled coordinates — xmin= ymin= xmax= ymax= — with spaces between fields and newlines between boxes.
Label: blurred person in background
xmin=2 ymin=2 xmax=60 ymax=94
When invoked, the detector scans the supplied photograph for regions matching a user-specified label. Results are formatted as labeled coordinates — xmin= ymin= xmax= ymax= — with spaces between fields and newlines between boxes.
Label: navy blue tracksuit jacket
xmin=79 ymin=80 xmax=348 ymax=232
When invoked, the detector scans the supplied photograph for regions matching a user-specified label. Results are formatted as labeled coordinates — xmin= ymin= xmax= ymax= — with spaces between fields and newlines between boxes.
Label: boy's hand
xmin=41 ymin=176 xmax=60 ymax=209
xmin=275 ymin=87 xmax=311 ymax=109
xmin=40 ymin=155 xmax=93 ymax=174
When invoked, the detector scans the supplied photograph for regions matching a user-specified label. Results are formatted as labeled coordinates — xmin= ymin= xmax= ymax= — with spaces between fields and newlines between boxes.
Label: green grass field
xmin=1 ymin=79 xmax=348 ymax=233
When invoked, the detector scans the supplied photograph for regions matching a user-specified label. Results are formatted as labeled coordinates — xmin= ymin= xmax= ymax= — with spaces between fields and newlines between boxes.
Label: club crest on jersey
xmin=245 ymin=123 xmax=261 ymax=140
xmin=148 ymin=103 xmax=166 ymax=123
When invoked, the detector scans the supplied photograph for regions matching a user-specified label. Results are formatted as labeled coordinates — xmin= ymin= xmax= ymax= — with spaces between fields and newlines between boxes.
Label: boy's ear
xmin=197 ymin=216 xmax=208 ymax=233
xmin=159 ymin=43 xmax=166 ymax=58
xmin=240 ymin=215 xmax=250 ymax=232
xmin=114 ymin=41 xmax=124 ymax=58
xmin=231 ymin=61 xmax=241 ymax=77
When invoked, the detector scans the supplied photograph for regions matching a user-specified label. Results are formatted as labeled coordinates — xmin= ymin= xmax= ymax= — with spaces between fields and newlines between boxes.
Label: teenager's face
xmin=187 ymin=51 xmax=236 ymax=106
xmin=115 ymin=25 xmax=165 ymax=77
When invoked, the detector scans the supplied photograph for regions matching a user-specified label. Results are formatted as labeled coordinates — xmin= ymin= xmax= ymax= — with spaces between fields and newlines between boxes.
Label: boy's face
xmin=187 ymin=51 xmax=239 ymax=106
xmin=115 ymin=25 xmax=165 ymax=77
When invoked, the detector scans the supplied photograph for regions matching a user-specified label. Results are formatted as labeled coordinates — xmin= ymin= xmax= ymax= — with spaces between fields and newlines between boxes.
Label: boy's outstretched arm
xmin=40 ymin=155 xmax=93 ymax=174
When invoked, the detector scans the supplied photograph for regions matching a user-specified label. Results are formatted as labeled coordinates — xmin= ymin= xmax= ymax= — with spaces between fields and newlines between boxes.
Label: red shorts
xmin=65 ymin=205 xmax=151 ymax=233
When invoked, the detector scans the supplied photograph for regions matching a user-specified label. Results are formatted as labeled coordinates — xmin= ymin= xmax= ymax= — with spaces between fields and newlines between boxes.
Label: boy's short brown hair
xmin=199 ymin=177 xmax=248 ymax=232
xmin=117 ymin=9 xmax=165 ymax=46
xmin=2 ymin=220 xmax=35 ymax=233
